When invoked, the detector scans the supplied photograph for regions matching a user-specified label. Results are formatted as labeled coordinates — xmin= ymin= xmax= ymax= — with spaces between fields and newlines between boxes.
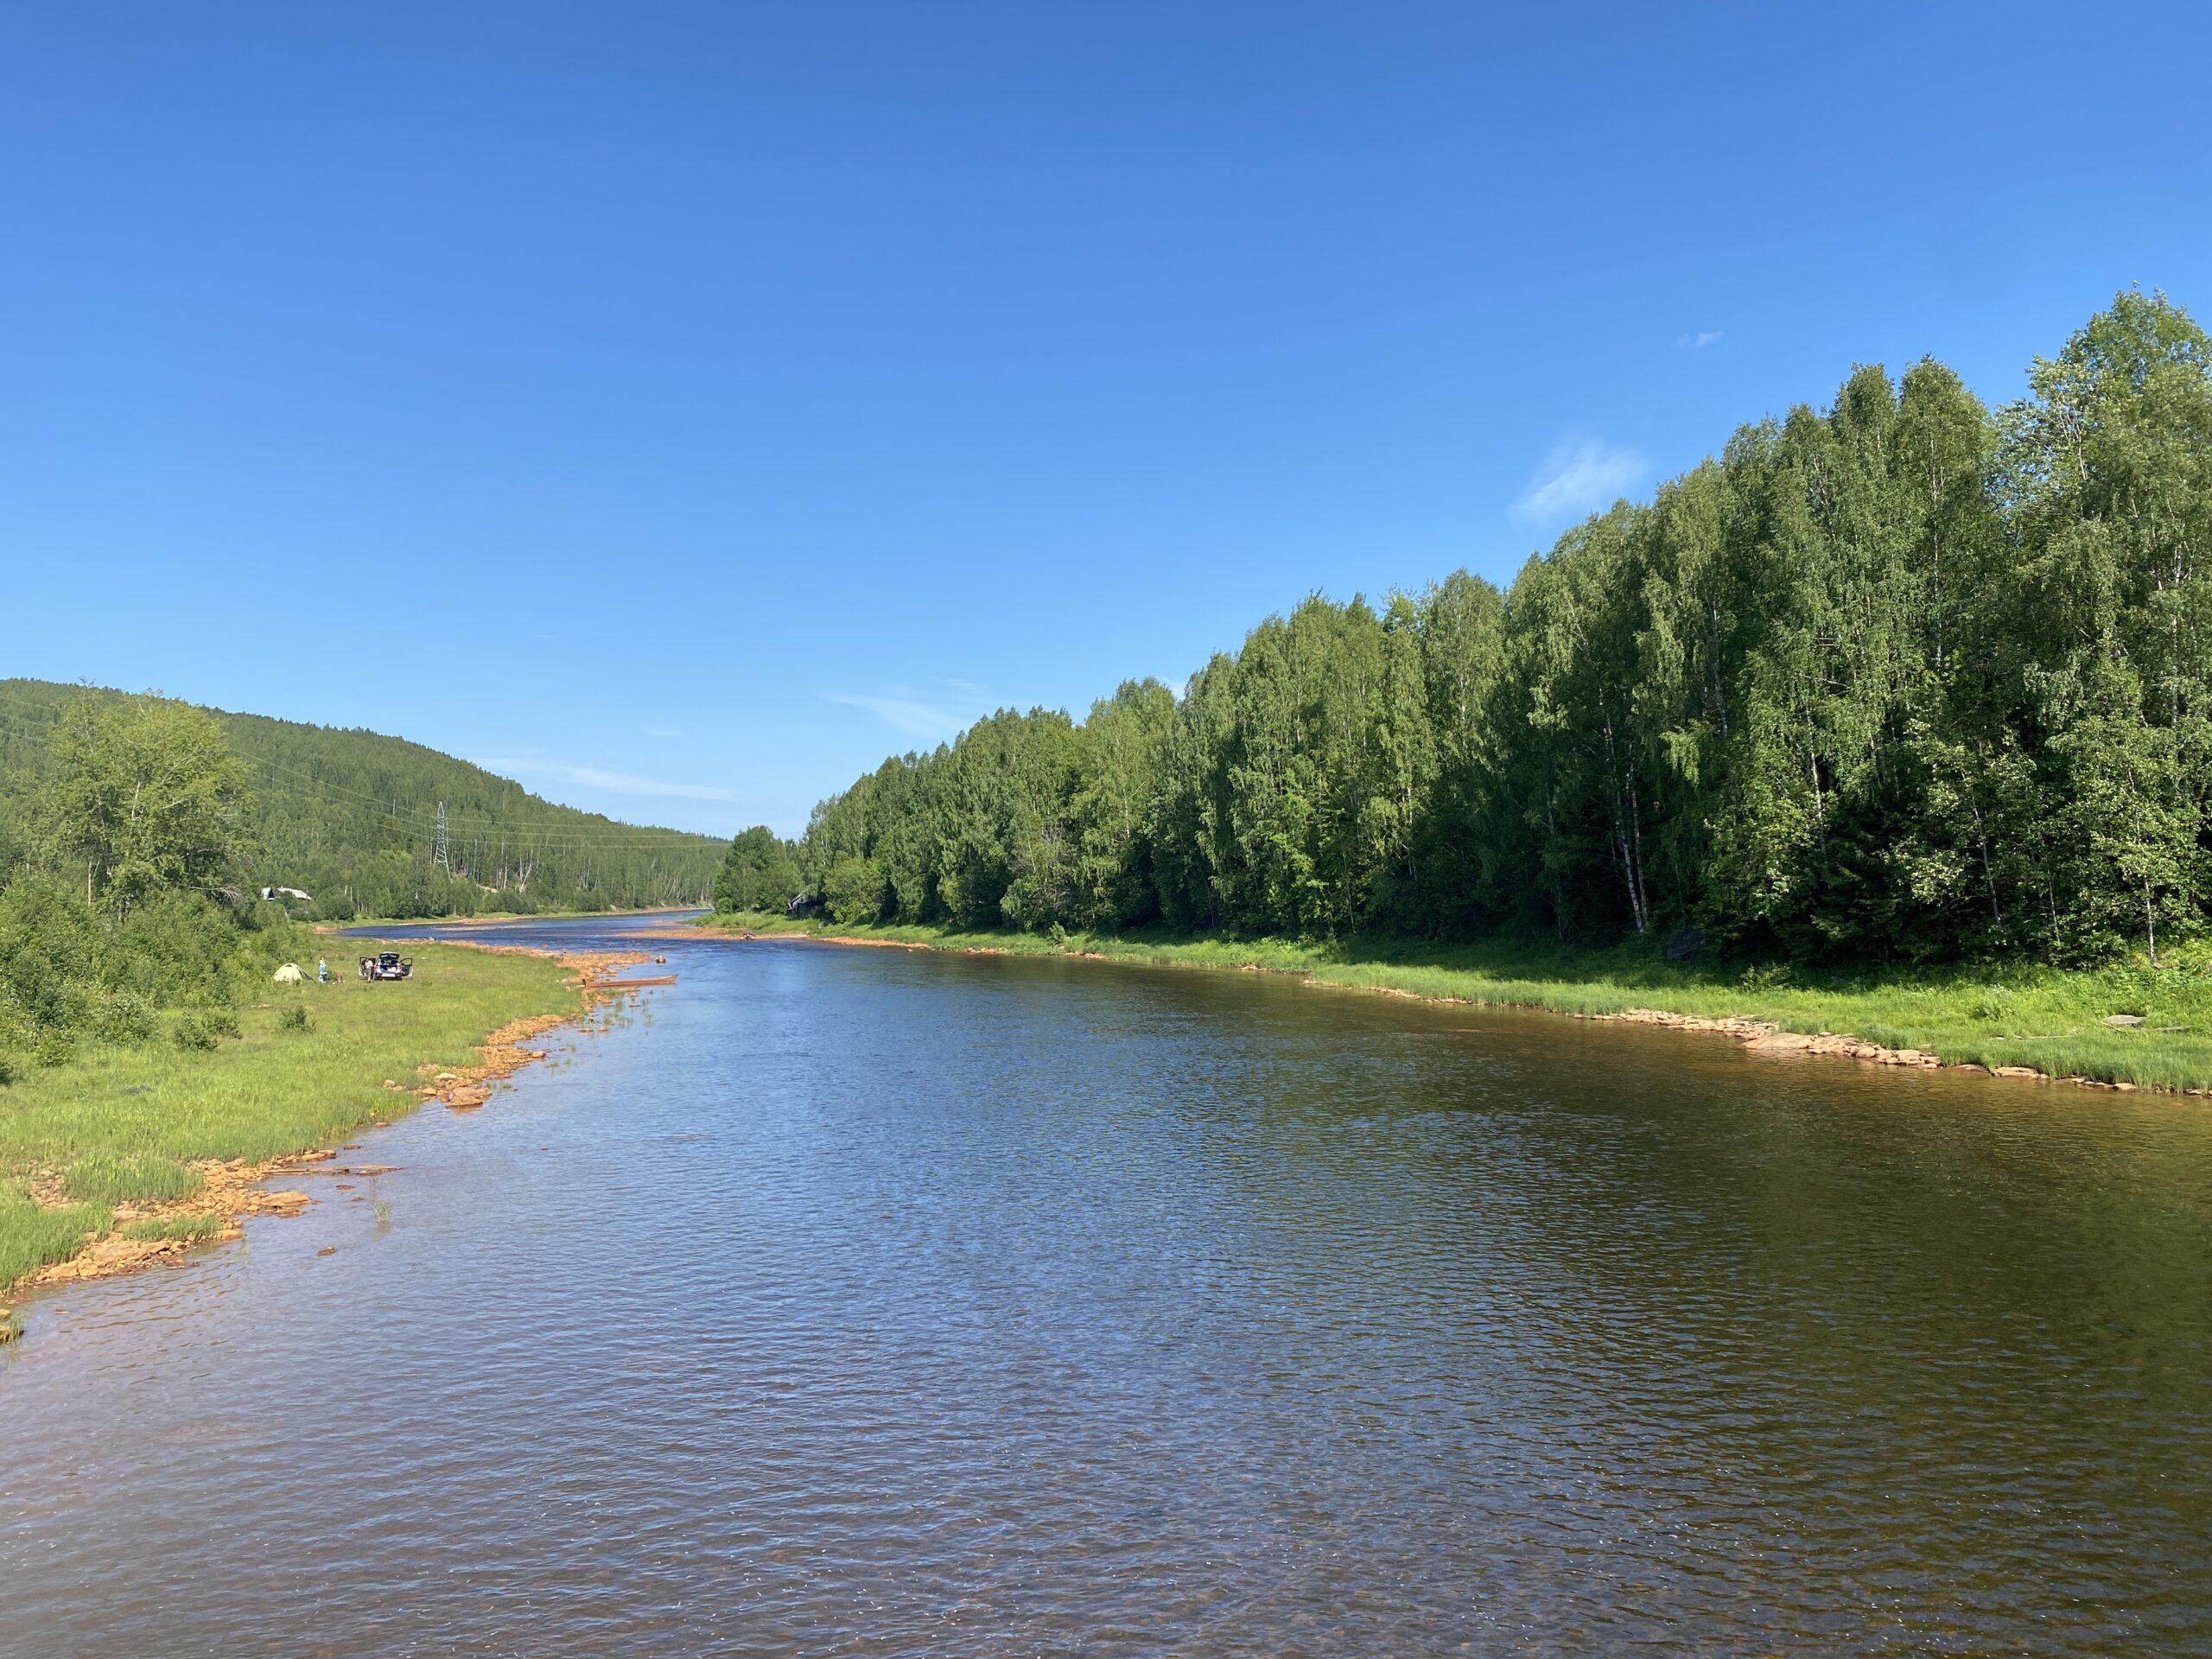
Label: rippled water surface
xmin=6 ymin=918 xmax=2212 ymax=1656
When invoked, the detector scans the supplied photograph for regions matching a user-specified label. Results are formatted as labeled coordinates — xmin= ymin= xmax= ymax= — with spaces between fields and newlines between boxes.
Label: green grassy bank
xmin=701 ymin=912 xmax=2212 ymax=1096
xmin=0 ymin=942 xmax=575 ymax=1292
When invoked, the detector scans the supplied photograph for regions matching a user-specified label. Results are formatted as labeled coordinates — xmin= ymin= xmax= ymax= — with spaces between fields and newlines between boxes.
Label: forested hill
xmin=779 ymin=290 xmax=2212 ymax=967
xmin=0 ymin=680 xmax=722 ymax=918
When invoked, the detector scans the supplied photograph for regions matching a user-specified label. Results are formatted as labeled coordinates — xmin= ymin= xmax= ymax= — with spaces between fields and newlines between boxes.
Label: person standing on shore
xmin=318 ymin=957 xmax=328 ymax=984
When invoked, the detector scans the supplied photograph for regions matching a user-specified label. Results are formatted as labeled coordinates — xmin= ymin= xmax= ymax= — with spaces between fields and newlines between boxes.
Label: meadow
xmin=0 ymin=942 xmax=575 ymax=1292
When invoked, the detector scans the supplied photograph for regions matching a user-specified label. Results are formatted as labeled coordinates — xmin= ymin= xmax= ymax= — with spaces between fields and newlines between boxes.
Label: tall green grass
xmin=0 ymin=942 xmax=575 ymax=1291
xmin=60 ymin=1152 xmax=205 ymax=1205
xmin=702 ymin=912 xmax=2212 ymax=1092
xmin=119 ymin=1213 xmax=228 ymax=1243
xmin=0 ymin=1185 xmax=112 ymax=1290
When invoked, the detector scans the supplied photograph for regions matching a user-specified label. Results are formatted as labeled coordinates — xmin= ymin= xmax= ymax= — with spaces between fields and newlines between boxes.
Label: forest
xmin=0 ymin=680 xmax=724 ymax=920
xmin=0 ymin=686 xmax=721 ymax=1077
xmin=742 ymin=292 xmax=2212 ymax=967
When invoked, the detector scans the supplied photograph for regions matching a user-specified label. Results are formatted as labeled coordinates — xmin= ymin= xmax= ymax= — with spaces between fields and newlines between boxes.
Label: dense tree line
xmin=0 ymin=687 xmax=725 ymax=1076
xmin=0 ymin=693 xmax=297 ymax=1076
xmin=0 ymin=682 xmax=723 ymax=918
xmin=727 ymin=293 xmax=2212 ymax=965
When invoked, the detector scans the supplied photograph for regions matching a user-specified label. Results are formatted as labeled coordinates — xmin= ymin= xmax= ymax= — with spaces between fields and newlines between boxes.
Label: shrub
xmin=172 ymin=1013 xmax=220 ymax=1052
xmin=91 ymin=990 xmax=159 ymax=1045
xmin=821 ymin=856 xmax=887 ymax=925
xmin=277 ymin=1002 xmax=312 ymax=1033
xmin=32 ymin=1028 xmax=74 ymax=1068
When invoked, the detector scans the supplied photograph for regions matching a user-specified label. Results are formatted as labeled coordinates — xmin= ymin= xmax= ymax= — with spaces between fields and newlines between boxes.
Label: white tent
xmin=272 ymin=963 xmax=304 ymax=984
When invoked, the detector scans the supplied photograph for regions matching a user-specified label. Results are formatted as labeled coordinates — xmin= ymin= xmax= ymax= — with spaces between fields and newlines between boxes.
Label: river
xmin=4 ymin=916 xmax=2209 ymax=1655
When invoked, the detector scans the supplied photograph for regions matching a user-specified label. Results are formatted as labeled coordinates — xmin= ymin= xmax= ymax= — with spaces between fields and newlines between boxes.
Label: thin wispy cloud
xmin=825 ymin=687 xmax=989 ymax=741
xmin=826 ymin=680 xmax=1004 ymax=742
xmin=1675 ymin=330 xmax=1724 ymax=349
xmin=470 ymin=755 xmax=740 ymax=802
xmin=1513 ymin=436 xmax=1649 ymax=524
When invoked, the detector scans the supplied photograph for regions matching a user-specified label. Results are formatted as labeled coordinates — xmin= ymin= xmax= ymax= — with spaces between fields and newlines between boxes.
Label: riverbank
xmin=317 ymin=904 xmax=703 ymax=932
xmin=695 ymin=913 xmax=2212 ymax=1096
xmin=0 ymin=939 xmax=644 ymax=1305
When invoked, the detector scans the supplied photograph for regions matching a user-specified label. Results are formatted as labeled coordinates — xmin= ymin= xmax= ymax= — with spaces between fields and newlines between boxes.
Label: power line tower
xmin=433 ymin=802 xmax=449 ymax=874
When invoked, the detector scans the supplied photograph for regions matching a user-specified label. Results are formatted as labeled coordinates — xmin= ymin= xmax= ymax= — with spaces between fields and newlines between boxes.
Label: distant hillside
xmin=0 ymin=680 xmax=723 ymax=918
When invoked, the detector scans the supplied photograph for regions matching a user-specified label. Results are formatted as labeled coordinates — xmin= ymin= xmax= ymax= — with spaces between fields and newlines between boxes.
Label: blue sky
xmin=4 ymin=3 xmax=2209 ymax=836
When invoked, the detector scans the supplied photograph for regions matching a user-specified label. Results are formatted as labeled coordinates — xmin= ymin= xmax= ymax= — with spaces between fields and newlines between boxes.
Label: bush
xmin=0 ymin=875 xmax=99 ymax=1030
xmin=821 ymin=856 xmax=887 ymax=925
xmin=277 ymin=1002 xmax=312 ymax=1033
xmin=32 ymin=1028 xmax=74 ymax=1068
xmin=172 ymin=1013 xmax=220 ymax=1052
xmin=113 ymin=889 xmax=249 ymax=1007
xmin=91 ymin=990 xmax=159 ymax=1045
xmin=715 ymin=826 xmax=804 ymax=913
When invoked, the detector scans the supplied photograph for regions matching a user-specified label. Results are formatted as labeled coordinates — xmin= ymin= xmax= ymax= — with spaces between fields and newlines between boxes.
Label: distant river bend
xmin=4 ymin=915 xmax=2209 ymax=1656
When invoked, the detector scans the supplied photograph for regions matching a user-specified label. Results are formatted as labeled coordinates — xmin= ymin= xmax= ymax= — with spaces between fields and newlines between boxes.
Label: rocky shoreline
xmin=1586 ymin=1005 xmax=2196 ymax=1091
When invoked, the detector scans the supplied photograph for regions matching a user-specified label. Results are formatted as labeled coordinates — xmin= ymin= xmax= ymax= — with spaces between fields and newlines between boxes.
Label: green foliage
xmin=91 ymin=990 xmax=159 ymax=1044
xmin=277 ymin=1001 xmax=312 ymax=1033
xmin=821 ymin=855 xmax=888 ymax=925
xmin=0 ymin=680 xmax=725 ymax=918
xmin=0 ymin=678 xmax=720 ymax=1081
xmin=171 ymin=1012 xmax=224 ymax=1052
xmin=39 ymin=693 xmax=257 ymax=916
xmin=714 ymin=825 xmax=803 ymax=914
xmin=1968 ymin=985 xmax=2019 ymax=1026
xmin=793 ymin=291 xmax=2212 ymax=969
